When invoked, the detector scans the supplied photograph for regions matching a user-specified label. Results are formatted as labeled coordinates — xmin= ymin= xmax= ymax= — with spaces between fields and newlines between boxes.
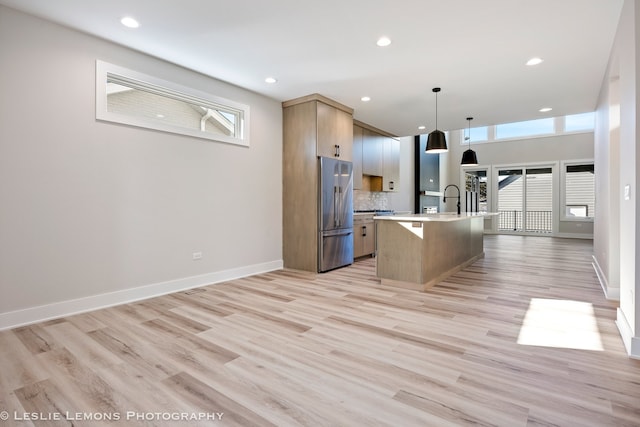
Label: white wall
xmin=0 ymin=6 xmax=283 ymax=328
xmin=595 ymin=0 xmax=640 ymax=358
xmin=594 ymin=9 xmax=622 ymax=301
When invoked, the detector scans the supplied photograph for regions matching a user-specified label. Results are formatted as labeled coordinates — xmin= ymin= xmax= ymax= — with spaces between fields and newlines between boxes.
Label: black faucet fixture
xmin=443 ymin=184 xmax=461 ymax=215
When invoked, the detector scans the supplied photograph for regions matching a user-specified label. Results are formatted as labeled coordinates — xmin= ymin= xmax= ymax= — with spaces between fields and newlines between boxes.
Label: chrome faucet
xmin=443 ymin=184 xmax=461 ymax=214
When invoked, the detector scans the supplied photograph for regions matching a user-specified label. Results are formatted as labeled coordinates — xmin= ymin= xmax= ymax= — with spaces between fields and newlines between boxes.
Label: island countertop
xmin=374 ymin=212 xmax=497 ymax=221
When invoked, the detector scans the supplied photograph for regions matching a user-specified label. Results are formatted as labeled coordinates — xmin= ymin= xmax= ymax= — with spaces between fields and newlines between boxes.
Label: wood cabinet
xmin=362 ymin=128 xmax=383 ymax=176
xmin=352 ymin=124 xmax=363 ymax=190
xmin=353 ymin=214 xmax=375 ymax=258
xmin=376 ymin=214 xmax=487 ymax=290
xmin=355 ymin=120 xmax=400 ymax=192
xmin=317 ymin=101 xmax=353 ymax=160
xmin=383 ymin=137 xmax=400 ymax=192
xmin=282 ymin=94 xmax=354 ymax=272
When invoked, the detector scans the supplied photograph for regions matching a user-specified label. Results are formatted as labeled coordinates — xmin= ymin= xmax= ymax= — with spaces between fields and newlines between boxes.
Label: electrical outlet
xmin=192 ymin=251 xmax=203 ymax=260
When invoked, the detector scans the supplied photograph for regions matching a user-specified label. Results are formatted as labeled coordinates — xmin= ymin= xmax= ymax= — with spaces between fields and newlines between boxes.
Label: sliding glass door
xmin=497 ymin=169 xmax=523 ymax=231
xmin=496 ymin=166 xmax=554 ymax=234
xmin=525 ymin=168 xmax=553 ymax=232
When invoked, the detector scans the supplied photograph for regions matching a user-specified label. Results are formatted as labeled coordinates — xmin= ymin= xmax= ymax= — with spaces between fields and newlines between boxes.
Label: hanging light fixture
xmin=425 ymin=87 xmax=448 ymax=153
xmin=461 ymin=116 xmax=479 ymax=166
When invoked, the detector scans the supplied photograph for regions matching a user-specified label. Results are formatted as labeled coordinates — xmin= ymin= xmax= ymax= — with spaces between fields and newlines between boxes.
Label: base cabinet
xmin=376 ymin=215 xmax=487 ymax=290
xmin=354 ymin=215 xmax=375 ymax=258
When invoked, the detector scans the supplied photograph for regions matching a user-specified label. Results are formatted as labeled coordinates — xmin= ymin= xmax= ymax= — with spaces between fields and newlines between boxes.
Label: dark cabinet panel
xmin=414 ymin=134 xmax=441 ymax=213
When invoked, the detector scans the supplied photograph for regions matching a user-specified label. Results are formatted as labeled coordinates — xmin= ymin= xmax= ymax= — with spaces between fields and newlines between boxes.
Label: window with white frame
xmin=564 ymin=112 xmax=595 ymax=132
xmin=96 ymin=61 xmax=250 ymax=146
xmin=496 ymin=118 xmax=555 ymax=140
xmin=466 ymin=126 xmax=489 ymax=143
xmin=562 ymin=161 xmax=595 ymax=220
xmin=459 ymin=112 xmax=595 ymax=145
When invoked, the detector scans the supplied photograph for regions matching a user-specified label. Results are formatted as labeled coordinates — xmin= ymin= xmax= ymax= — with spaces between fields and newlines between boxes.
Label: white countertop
xmin=374 ymin=212 xmax=498 ymax=222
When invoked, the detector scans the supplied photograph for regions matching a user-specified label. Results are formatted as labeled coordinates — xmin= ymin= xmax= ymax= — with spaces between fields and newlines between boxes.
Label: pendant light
xmin=461 ymin=116 xmax=479 ymax=166
xmin=425 ymin=87 xmax=448 ymax=153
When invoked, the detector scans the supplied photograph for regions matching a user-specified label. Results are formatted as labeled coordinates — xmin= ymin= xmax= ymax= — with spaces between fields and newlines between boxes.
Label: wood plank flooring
xmin=1 ymin=235 xmax=639 ymax=426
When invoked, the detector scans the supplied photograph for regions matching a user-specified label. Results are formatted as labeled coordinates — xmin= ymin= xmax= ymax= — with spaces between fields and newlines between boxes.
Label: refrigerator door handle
xmin=322 ymin=229 xmax=353 ymax=237
xmin=334 ymin=186 xmax=339 ymax=227
xmin=337 ymin=186 xmax=342 ymax=227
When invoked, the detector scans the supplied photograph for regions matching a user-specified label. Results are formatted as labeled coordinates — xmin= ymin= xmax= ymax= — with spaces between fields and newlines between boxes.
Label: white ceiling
xmin=0 ymin=0 xmax=623 ymax=137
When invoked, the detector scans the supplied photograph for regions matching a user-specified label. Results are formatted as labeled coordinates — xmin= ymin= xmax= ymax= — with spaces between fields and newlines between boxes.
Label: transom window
xmin=459 ymin=112 xmax=594 ymax=145
xmin=96 ymin=61 xmax=250 ymax=146
xmin=496 ymin=118 xmax=555 ymax=139
xmin=466 ymin=126 xmax=489 ymax=143
xmin=564 ymin=112 xmax=595 ymax=132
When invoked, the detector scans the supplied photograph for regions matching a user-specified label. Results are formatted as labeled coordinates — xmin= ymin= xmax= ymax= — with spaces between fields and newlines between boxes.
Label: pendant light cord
xmin=435 ymin=91 xmax=438 ymax=129
xmin=432 ymin=87 xmax=441 ymax=131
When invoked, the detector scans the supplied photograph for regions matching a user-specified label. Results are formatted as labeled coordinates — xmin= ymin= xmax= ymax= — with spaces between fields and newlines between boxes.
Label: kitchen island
xmin=374 ymin=213 xmax=496 ymax=291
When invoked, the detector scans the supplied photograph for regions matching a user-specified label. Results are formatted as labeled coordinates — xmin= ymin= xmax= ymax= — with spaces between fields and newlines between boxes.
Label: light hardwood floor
xmin=1 ymin=235 xmax=639 ymax=426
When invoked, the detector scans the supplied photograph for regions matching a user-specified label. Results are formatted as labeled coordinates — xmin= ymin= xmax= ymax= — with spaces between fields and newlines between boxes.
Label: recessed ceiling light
xmin=265 ymin=77 xmax=277 ymax=84
xmin=526 ymin=57 xmax=543 ymax=66
xmin=418 ymin=125 xmax=426 ymax=130
xmin=376 ymin=37 xmax=391 ymax=47
xmin=361 ymin=96 xmax=371 ymax=102
xmin=120 ymin=16 xmax=140 ymax=28
xmin=539 ymin=107 xmax=553 ymax=112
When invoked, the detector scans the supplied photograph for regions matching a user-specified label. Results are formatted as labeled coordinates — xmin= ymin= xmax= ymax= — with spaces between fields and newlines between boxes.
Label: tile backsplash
xmin=354 ymin=190 xmax=389 ymax=211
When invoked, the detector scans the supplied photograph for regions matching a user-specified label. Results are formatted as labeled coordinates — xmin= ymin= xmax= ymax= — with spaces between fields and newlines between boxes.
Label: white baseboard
xmin=616 ymin=308 xmax=640 ymax=359
xmin=0 ymin=260 xmax=283 ymax=331
xmin=592 ymin=255 xmax=620 ymax=300
xmin=555 ymin=232 xmax=594 ymax=239
xmin=483 ymin=231 xmax=593 ymax=239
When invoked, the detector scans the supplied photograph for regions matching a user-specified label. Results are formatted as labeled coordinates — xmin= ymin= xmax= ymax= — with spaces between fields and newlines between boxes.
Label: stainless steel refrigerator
xmin=318 ymin=157 xmax=354 ymax=272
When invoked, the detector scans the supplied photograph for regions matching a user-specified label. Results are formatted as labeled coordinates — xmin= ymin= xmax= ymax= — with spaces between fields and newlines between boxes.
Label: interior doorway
xmin=464 ymin=170 xmax=488 ymax=213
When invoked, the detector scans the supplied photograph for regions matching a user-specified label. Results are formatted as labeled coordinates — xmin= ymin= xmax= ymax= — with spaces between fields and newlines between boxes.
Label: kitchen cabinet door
xmin=354 ymin=219 xmax=375 ymax=258
xmin=352 ymin=125 xmax=363 ymax=190
xmin=362 ymin=222 xmax=375 ymax=255
xmin=362 ymin=128 xmax=383 ymax=176
xmin=354 ymin=225 xmax=364 ymax=257
xmin=383 ymin=137 xmax=400 ymax=191
xmin=317 ymin=101 xmax=353 ymax=160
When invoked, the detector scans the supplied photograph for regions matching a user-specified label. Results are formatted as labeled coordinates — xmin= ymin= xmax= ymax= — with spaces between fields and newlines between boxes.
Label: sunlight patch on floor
xmin=517 ymin=298 xmax=603 ymax=351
